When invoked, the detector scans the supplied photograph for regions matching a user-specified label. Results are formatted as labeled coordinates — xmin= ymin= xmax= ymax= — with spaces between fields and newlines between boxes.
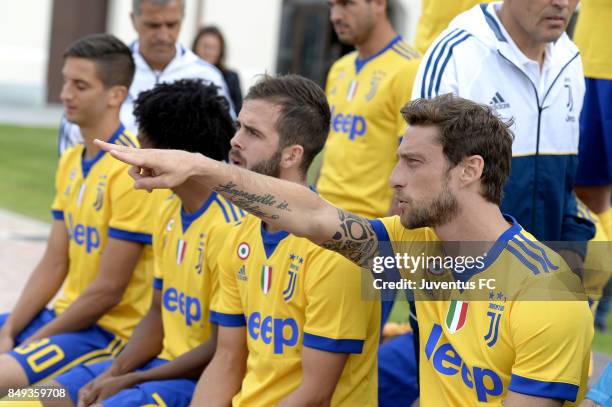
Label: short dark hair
xmin=192 ymin=25 xmax=227 ymax=72
xmin=244 ymin=74 xmax=330 ymax=174
xmin=133 ymin=79 xmax=234 ymax=161
xmin=400 ymin=94 xmax=514 ymax=205
xmin=63 ymin=34 xmax=135 ymax=89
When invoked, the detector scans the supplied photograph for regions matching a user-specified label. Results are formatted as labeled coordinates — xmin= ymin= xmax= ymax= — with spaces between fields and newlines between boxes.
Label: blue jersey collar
xmin=355 ymin=35 xmax=402 ymax=74
xmin=81 ymin=123 xmax=125 ymax=179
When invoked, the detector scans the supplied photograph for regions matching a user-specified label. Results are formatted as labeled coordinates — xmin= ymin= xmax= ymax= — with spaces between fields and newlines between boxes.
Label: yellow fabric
xmin=210 ymin=215 xmax=380 ymax=406
xmin=317 ymin=37 xmax=420 ymax=218
xmin=153 ymin=193 xmax=242 ymax=361
xmin=577 ymin=201 xmax=612 ymax=302
xmin=415 ymin=0 xmax=494 ymax=55
xmin=574 ymin=0 xmax=612 ymax=79
xmin=378 ymin=216 xmax=593 ymax=406
xmin=51 ymin=127 xmax=162 ymax=341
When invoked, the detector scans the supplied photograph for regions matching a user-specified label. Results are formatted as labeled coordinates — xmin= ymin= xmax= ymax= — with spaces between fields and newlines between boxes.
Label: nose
xmin=155 ymin=24 xmax=171 ymax=43
xmin=230 ymin=131 xmax=244 ymax=150
xmin=329 ymin=5 xmax=342 ymax=23
xmin=60 ymin=83 xmax=72 ymax=102
xmin=551 ymin=0 xmax=569 ymax=9
xmin=388 ymin=162 xmax=403 ymax=190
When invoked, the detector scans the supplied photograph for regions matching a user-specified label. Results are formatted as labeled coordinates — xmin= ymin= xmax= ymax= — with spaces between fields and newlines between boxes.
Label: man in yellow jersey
xmin=190 ymin=75 xmax=380 ymax=406
xmin=97 ymin=94 xmax=593 ymax=406
xmin=574 ymin=0 xmax=612 ymax=250
xmin=36 ymin=80 xmax=240 ymax=407
xmin=318 ymin=0 xmax=420 ymax=219
xmin=414 ymin=0 xmax=494 ymax=55
xmin=0 ymin=34 xmax=159 ymax=393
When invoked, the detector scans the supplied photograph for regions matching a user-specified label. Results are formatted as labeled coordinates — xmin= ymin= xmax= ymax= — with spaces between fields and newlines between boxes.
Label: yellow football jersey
xmin=415 ymin=0 xmax=495 ymax=55
xmin=371 ymin=215 xmax=593 ymax=406
xmin=51 ymin=125 xmax=161 ymax=341
xmin=317 ymin=36 xmax=420 ymax=218
xmin=574 ymin=0 xmax=612 ymax=79
xmin=209 ymin=215 xmax=380 ymax=406
xmin=577 ymin=201 xmax=612 ymax=304
xmin=153 ymin=192 xmax=243 ymax=361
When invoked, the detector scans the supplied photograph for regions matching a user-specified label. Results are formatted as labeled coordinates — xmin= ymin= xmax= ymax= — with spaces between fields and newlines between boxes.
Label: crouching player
xmin=0 ymin=34 xmax=160 ymax=395
xmin=43 ymin=79 xmax=240 ymax=406
xmin=192 ymin=75 xmax=381 ymax=406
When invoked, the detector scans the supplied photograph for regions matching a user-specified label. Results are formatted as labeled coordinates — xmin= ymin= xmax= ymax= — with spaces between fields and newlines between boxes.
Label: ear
xmin=107 ymin=85 xmax=129 ymax=109
xmin=459 ymin=155 xmax=484 ymax=186
xmin=280 ymin=144 xmax=305 ymax=170
xmin=372 ymin=0 xmax=387 ymax=16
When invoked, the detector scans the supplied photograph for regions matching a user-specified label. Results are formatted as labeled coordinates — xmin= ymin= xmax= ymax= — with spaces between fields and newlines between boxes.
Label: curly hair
xmin=133 ymin=79 xmax=234 ymax=161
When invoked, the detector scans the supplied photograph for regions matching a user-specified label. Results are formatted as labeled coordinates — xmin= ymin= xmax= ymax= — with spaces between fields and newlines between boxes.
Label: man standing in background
xmin=411 ymin=0 xmax=595 ymax=265
xmin=58 ymin=0 xmax=232 ymax=154
xmin=317 ymin=0 xmax=420 ymax=219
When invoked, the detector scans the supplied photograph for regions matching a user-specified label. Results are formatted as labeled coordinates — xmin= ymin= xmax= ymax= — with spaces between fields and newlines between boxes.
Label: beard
xmin=250 ymin=148 xmax=282 ymax=178
xmin=399 ymin=183 xmax=459 ymax=229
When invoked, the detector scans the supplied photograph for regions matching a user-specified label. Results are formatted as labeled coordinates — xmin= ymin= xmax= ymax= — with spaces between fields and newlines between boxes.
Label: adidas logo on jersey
xmin=237 ymin=265 xmax=248 ymax=281
xmin=489 ymin=92 xmax=510 ymax=110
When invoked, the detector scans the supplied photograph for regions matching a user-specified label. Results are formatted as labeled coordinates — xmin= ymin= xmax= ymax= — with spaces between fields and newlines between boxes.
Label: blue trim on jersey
xmin=117 ymin=133 xmax=137 ymax=148
xmin=210 ymin=310 xmax=246 ymax=327
xmin=355 ymin=35 xmax=401 ymax=74
xmin=509 ymin=237 xmax=552 ymax=274
xmin=51 ymin=210 xmax=64 ymax=220
xmin=481 ymin=3 xmax=507 ymax=42
xmin=108 ymin=227 xmax=152 ymax=245
xmin=260 ymin=223 xmax=290 ymax=259
xmin=453 ymin=215 xmax=521 ymax=283
xmin=369 ymin=219 xmax=391 ymax=242
xmin=81 ymin=124 xmax=124 ymax=178
xmin=517 ymin=234 xmax=560 ymax=270
xmin=422 ymin=29 xmax=463 ymax=98
xmin=509 ymin=374 xmax=578 ymax=402
xmin=153 ymin=277 xmax=163 ymax=290
xmin=180 ymin=192 xmax=218 ymax=233
xmin=506 ymin=245 xmax=541 ymax=275
xmin=212 ymin=197 xmax=231 ymax=223
xmin=433 ymin=32 xmax=472 ymax=95
xmin=303 ymin=332 xmax=364 ymax=353
xmin=391 ymin=46 xmax=416 ymax=60
xmin=227 ymin=201 xmax=240 ymax=222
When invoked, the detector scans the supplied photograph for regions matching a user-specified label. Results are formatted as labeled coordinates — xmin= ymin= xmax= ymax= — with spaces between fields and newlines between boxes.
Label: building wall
xmin=0 ymin=0 xmax=53 ymax=106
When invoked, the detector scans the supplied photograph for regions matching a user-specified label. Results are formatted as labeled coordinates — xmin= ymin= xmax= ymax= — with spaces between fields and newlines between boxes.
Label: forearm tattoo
xmin=213 ymin=181 xmax=292 ymax=220
xmin=321 ymin=209 xmax=379 ymax=268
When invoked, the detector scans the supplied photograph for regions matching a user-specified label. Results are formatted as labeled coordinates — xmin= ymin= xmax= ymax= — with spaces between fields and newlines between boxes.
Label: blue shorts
xmin=576 ymin=78 xmax=612 ymax=186
xmin=378 ymin=332 xmax=419 ymax=407
xmin=55 ymin=359 xmax=197 ymax=407
xmin=0 ymin=309 xmax=122 ymax=384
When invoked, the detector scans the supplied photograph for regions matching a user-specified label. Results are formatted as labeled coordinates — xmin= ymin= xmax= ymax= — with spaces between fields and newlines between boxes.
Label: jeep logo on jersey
xmin=330 ymin=106 xmax=367 ymax=140
xmin=247 ymin=312 xmax=299 ymax=354
xmin=67 ymin=214 xmax=100 ymax=253
xmin=425 ymin=323 xmax=503 ymax=402
xmin=162 ymin=287 xmax=202 ymax=326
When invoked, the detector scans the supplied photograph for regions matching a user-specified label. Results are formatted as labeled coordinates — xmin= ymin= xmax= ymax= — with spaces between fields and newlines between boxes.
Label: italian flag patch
xmin=445 ymin=300 xmax=468 ymax=333
xmin=176 ymin=240 xmax=187 ymax=264
xmin=261 ymin=265 xmax=272 ymax=295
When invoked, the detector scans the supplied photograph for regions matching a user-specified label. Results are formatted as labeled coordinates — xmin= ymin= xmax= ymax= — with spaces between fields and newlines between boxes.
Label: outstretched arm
xmin=95 ymin=141 xmax=381 ymax=268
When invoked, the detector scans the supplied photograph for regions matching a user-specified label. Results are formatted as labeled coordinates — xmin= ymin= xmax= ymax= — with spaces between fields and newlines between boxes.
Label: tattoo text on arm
xmin=213 ymin=181 xmax=292 ymax=220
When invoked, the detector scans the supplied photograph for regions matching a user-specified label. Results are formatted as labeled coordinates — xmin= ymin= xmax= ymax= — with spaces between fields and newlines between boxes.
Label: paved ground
xmin=0 ymin=208 xmax=610 ymax=388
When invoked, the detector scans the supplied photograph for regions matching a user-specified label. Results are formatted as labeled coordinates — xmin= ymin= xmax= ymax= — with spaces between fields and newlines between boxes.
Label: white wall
xmin=0 ymin=0 xmax=53 ymax=105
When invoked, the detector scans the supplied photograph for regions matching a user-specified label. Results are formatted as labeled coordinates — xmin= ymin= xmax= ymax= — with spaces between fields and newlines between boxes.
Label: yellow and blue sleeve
xmin=508 ymin=299 xmax=593 ymax=402
xmin=107 ymin=167 xmax=155 ymax=245
xmin=302 ymin=251 xmax=370 ymax=354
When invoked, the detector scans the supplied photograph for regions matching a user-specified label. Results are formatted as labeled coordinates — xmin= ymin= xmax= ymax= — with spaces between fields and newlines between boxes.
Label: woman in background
xmin=193 ymin=25 xmax=243 ymax=113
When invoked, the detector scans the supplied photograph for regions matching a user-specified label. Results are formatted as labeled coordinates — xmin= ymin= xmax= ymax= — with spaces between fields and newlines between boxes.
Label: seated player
xmin=97 ymin=94 xmax=594 ymax=406
xmin=0 ymin=34 xmax=160 ymax=394
xmin=42 ymin=79 xmax=240 ymax=407
xmin=192 ymin=75 xmax=381 ymax=406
